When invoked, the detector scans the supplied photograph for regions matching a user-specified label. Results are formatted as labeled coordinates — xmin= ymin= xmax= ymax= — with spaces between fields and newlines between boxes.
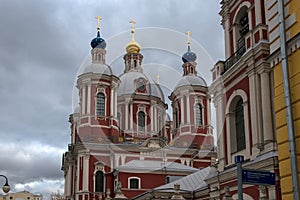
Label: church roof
xmin=118 ymin=71 xmax=164 ymax=101
xmin=175 ymin=75 xmax=207 ymax=89
xmin=117 ymin=160 xmax=198 ymax=173
xmin=155 ymin=166 xmax=211 ymax=191
xmin=82 ymin=63 xmax=113 ymax=75
xmin=133 ymin=166 xmax=213 ymax=200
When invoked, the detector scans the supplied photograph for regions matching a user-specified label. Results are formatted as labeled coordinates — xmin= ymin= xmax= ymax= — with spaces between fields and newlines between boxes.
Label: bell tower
xmin=169 ymin=32 xmax=214 ymax=153
xmin=76 ymin=16 xmax=120 ymax=144
xmin=208 ymin=0 xmax=280 ymax=199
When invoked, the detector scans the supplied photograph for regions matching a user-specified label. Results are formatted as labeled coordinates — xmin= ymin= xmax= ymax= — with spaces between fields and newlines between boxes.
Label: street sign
xmin=242 ymin=169 xmax=276 ymax=185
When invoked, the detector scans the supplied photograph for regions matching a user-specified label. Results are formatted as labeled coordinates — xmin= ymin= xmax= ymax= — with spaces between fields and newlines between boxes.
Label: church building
xmin=61 ymin=18 xmax=216 ymax=200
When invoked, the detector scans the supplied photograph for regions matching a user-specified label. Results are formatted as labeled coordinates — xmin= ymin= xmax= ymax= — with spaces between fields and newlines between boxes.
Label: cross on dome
xmin=96 ymin=16 xmax=102 ymax=31
xmin=126 ymin=19 xmax=141 ymax=53
xmin=186 ymin=31 xmax=191 ymax=46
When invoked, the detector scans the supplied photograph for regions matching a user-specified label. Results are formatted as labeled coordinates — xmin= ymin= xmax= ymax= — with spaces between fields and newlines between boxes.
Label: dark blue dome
xmin=182 ymin=46 xmax=197 ymax=63
xmin=91 ymin=31 xmax=106 ymax=49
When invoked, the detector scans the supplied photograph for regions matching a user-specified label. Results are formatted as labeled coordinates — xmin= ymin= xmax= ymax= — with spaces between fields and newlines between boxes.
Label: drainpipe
xmin=277 ymin=0 xmax=300 ymax=199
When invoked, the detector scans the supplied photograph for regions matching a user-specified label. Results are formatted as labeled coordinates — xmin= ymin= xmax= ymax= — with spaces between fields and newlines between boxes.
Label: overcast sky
xmin=0 ymin=1 xmax=224 ymax=199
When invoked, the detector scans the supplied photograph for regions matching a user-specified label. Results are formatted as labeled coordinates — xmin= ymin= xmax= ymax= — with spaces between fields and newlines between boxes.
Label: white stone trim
xmin=225 ymin=89 xmax=251 ymax=164
xmin=87 ymin=84 xmax=91 ymax=114
xmin=83 ymin=154 xmax=89 ymax=191
xmin=232 ymin=1 xmax=251 ymax=24
xmin=137 ymin=105 xmax=147 ymax=132
xmin=128 ymin=177 xmax=141 ymax=189
xmin=95 ymin=87 xmax=107 ymax=117
xmin=82 ymin=86 xmax=86 ymax=114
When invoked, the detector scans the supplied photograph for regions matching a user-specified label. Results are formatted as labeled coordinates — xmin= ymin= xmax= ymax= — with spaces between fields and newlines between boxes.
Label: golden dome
xmin=126 ymin=20 xmax=140 ymax=54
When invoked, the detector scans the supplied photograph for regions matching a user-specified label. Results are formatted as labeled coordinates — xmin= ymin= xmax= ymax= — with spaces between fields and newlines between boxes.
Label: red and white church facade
xmin=61 ymin=20 xmax=216 ymax=200
xmin=62 ymin=0 xmax=285 ymax=198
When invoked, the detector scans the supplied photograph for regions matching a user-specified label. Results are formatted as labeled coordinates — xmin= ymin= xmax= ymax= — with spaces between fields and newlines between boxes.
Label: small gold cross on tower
xmin=129 ymin=19 xmax=136 ymax=40
xmin=129 ymin=19 xmax=136 ymax=32
xmin=96 ymin=16 xmax=102 ymax=31
xmin=186 ymin=31 xmax=191 ymax=46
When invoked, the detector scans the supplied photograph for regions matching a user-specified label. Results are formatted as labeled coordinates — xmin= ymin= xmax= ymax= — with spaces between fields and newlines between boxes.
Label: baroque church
xmin=61 ymin=18 xmax=216 ymax=200
xmin=61 ymin=0 xmax=296 ymax=198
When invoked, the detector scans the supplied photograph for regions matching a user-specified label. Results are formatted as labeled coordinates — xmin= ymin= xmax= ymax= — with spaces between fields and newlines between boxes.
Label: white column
xmin=130 ymin=102 xmax=133 ymax=130
xmin=255 ymin=0 xmax=262 ymax=25
xmin=224 ymin=18 xmax=231 ymax=59
xmin=150 ymin=103 xmax=154 ymax=132
xmin=110 ymin=88 xmax=114 ymax=116
xmin=232 ymin=25 xmax=237 ymax=52
xmin=260 ymin=71 xmax=273 ymax=142
xmin=114 ymin=90 xmax=118 ymax=117
xmin=213 ymin=85 xmax=225 ymax=170
xmin=154 ymin=106 xmax=157 ymax=132
xmin=248 ymin=8 xmax=253 ymax=30
xmin=180 ymin=96 xmax=185 ymax=124
xmin=76 ymin=158 xmax=80 ymax=192
xmin=207 ymin=98 xmax=211 ymax=128
xmin=249 ymin=70 xmax=262 ymax=157
xmin=83 ymin=154 xmax=89 ymax=191
xmin=66 ymin=165 xmax=72 ymax=196
xmin=125 ymin=101 xmax=129 ymax=130
xmin=82 ymin=86 xmax=86 ymax=114
xmin=186 ymin=95 xmax=190 ymax=123
xmin=87 ymin=84 xmax=91 ymax=114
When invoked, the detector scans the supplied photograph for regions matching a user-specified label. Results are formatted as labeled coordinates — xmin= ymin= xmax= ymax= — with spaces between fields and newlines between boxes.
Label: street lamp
xmin=0 ymin=175 xmax=10 ymax=193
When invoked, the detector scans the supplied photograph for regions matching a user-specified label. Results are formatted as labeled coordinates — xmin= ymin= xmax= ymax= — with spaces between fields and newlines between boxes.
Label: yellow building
xmin=266 ymin=0 xmax=300 ymax=199
xmin=0 ymin=191 xmax=43 ymax=200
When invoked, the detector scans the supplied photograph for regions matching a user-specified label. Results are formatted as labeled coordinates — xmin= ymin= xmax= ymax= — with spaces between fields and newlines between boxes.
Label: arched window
xmin=95 ymin=171 xmax=104 ymax=192
xmin=128 ymin=177 xmax=140 ymax=189
xmin=138 ymin=111 xmax=145 ymax=131
xmin=234 ymin=6 xmax=249 ymax=52
xmin=235 ymin=98 xmax=246 ymax=151
xmin=190 ymin=67 xmax=194 ymax=74
xmin=96 ymin=93 xmax=105 ymax=116
xmin=195 ymin=103 xmax=203 ymax=126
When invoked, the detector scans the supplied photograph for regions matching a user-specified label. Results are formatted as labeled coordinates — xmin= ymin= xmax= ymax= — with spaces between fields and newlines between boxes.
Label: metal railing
xmin=222 ymin=44 xmax=246 ymax=74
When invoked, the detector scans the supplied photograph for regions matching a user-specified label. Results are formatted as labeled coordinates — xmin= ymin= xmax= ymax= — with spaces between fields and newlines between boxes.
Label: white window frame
xmin=128 ymin=177 xmax=141 ymax=189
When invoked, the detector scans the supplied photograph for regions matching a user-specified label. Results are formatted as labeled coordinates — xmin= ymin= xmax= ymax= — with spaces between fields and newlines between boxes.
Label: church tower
xmin=76 ymin=16 xmax=120 ymax=144
xmin=169 ymin=32 xmax=214 ymax=150
xmin=117 ymin=21 xmax=168 ymax=143
xmin=208 ymin=0 xmax=281 ymax=199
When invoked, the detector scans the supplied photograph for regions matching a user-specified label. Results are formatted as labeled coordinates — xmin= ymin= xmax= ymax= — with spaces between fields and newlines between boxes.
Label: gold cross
xmin=129 ymin=19 xmax=136 ymax=30
xmin=129 ymin=19 xmax=136 ymax=40
xmin=186 ymin=31 xmax=191 ymax=45
xmin=96 ymin=16 xmax=102 ymax=30
xmin=156 ymin=74 xmax=160 ymax=85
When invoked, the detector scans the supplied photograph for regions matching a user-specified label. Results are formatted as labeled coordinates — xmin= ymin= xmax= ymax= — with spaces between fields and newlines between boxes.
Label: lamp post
xmin=0 ymin=175 xmax=10 ymax=193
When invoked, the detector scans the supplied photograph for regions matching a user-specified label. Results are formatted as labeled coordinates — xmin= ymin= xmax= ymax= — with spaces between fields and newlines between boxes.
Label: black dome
xmin=182 ymin=46 xmax=197 ymax=63
xmin=91 ymin=31 xmax=106 ymax=49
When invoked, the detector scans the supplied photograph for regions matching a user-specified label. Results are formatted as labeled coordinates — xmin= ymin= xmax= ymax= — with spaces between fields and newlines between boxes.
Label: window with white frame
xmin=95 ymin=171 xmax=104 ymax=192
xmin=195 ymin=103 xmax=203 ymax=126
xmin=128 ymin=177 xmax=140 ymax=189
xmin=235 ymin=98 xmax=246 ymax=151
xmin=138 ymin=111 xmax=145 ymax=132
xmin=96 ymin=92 xmax=105 ymax=116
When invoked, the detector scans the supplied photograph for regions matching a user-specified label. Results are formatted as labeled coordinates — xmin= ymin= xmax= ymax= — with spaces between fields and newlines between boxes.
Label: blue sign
xmin=242 ymin=169 xmax=276 ymax=185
